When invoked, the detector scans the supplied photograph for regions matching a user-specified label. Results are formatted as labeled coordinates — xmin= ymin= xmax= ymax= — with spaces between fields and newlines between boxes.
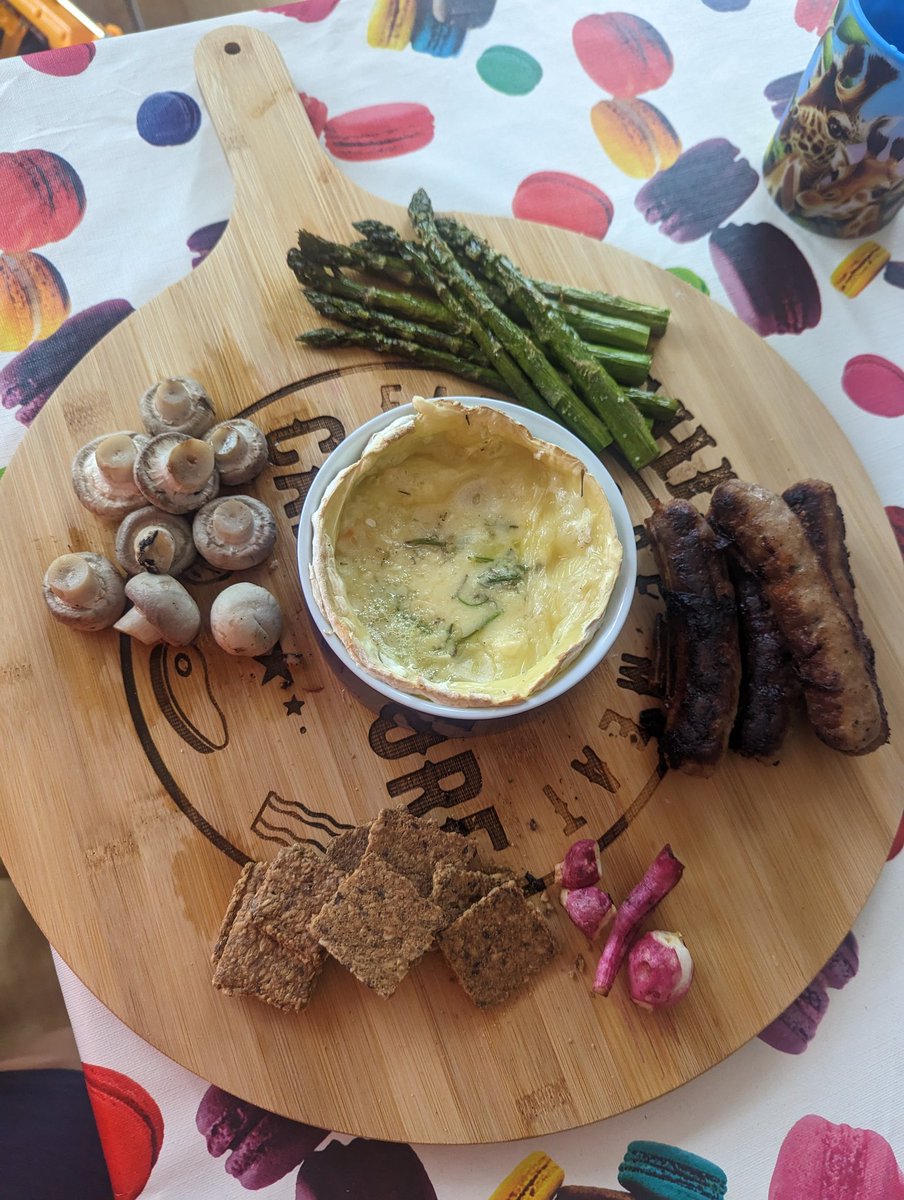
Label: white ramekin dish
xmin=297 ymin=396 xmax=637 ymax=737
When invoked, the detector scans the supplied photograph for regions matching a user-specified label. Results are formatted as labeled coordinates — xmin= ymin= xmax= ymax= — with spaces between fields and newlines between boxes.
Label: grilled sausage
xmin=646 ymin=499 xmax=741 ymax=775
xmin=728 ymin=559 xmax=799 ymax=760
xmin=782 ymin=479 xmax=867 ymax=643
xmin=709 ymin=480 xmax=888 ymax=756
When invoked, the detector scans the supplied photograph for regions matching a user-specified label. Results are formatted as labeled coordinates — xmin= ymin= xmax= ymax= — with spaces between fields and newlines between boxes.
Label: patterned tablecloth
xmin=3 ymin=1 xmax=904 ymax=1196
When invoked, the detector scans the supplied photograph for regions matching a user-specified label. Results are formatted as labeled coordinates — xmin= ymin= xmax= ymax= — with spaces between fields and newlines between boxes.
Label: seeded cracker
xmin=252 ymin=843 xmax=341 ymax=961
xmin=366 ymin=806 xmax=477 ymax=896
xmin=431 ymin=863 xmax=516 ymax=926
xmin=324 ymin=822 xmax=371 ymax=874
xmin=439 ymin=882 xmax=557 ymax=1007
xmin=310 ymin=854 xmax=444 ymax=998
xmin=211 ymin=861 xmax=258 ymax=967
xmin=212 ymin=864 xmax=324 ymax=1012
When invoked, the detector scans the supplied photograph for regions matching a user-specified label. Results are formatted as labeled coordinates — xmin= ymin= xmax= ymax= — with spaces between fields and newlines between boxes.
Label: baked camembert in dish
xmin=310 ymin=397 xmax=623 ymax=706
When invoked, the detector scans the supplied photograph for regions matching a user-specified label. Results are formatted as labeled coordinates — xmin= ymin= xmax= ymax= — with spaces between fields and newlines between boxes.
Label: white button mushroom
xmin=204 ymin=419 xmax=269 ymax=486
xmin=139 ymin=378 xmax=215 ymax=437
xmin=134 ymin=433 xmax=219 ymax=515
xmin=210 ymin=583 xmax=282 ymax=656
xmin=71 ymin=431 xmax=149 ymax=520
xmin=113 ymin=573 xmax=201 ymax=646
xmin=192 ymin=495 xmax=277 ymax=571
xmin=43 ymin=552 xmax=126 ymax=631
xmin=115 ymin=507 xmax=196 ymax=576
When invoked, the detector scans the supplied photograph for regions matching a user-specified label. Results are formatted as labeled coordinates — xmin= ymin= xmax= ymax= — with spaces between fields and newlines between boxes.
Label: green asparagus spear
xmin=435 ymin=220 xmax=650 ymax=352
xmin=430 ymin=206 xmax=659 ymax=470
xmin=388 ymin=209 xmax=613 ymax=454
xmin=288 ymin=249 xmax=461 ymax=332
xmin=555 ymin=304 xmax=650 ymax=351
xmin=434 ymin=217 xmax=670 ymax=335
xmin=297 ymin=327 xmax=522 ymax=399
xmin=297 ymin=230 xmax=417 ymax=286
xmin=533 ymin=282 xmax=669 ymax=337
xmin=302 ymin=290 xmax=487 ymax=363
xmin=584 ymin=344 xmax=652 ymax=386
xmin=620 ymin=388 xmax=680 ymax=421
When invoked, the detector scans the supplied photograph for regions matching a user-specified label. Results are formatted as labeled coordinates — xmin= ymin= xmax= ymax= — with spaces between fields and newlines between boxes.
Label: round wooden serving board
xmin=0 ymin=27 xmax=900 ymax=1145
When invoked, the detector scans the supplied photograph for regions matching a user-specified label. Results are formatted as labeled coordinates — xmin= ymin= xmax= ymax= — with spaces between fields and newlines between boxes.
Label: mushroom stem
xmin=94 ymin=434 xmax=138 ymax=485
xmin=153 ymin=380 xmax=193 ymax=426
xmin=135 ymin=527 xmax=176 ymax=574
xmin=113 ymin=605 xmax=163 ymax=645
xmin=211 ymin=498 xmax=254 ymax=545
xmin=208 ymin=424 xmax=242 ymax=463
xmin=167 ymin=438 xmax=215 ymax=491
xmin=46 ymin=554 xmax=103 ymax=608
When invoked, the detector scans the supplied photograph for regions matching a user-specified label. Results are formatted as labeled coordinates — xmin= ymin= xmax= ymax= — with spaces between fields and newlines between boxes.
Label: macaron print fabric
xmin=83 ymin=1065 xmax=164 ymax=1200
xmin=618 ymin=1142 xmax=728 ymax=1200
xmin=0 ymin=150 xmax=86 ymax=253
xmin=770 ymin=1116 xmax=904 ymax=1199
xmin=366 ymin=0 xmax=496 ymax=56
xmin=2 ymin=2 xmax=904 ymax=1196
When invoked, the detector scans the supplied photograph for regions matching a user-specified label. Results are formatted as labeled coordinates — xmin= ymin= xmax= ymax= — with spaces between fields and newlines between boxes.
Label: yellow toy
xmin=0 ymin=0 xmax=122 ymax=58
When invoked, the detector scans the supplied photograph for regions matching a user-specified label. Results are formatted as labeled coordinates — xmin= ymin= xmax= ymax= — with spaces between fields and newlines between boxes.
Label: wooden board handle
xmin=194 ymin=25 xmax=359 ymax=248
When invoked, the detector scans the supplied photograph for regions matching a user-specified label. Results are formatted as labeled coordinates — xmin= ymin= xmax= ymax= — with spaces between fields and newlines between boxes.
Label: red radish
xmin=628 ymin=931 xmax=694 ymax=1009
xmin=554 ymin=838 xmax=603 ymax=889
xmin=560 ymin=887 xmax=615 ymax=941
xmin=593 ymin=844 xmax=684 ymax=996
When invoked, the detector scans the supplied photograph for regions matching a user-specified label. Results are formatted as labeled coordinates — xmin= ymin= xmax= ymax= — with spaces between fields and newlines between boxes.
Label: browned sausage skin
xmin=782 ymin=479 xmax=866 ymax=644
xmin=728 ymin=559 xmax=800 ymax=761
xmin=709 ymin=480 xmax=888 ymax=756
xmin=646 ymin=499 xmax=741 ymax=776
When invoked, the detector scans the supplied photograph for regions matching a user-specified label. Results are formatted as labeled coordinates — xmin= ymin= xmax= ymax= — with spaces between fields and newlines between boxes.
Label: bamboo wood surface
xmin=0 ymin=26 xmax=900 ymax=1144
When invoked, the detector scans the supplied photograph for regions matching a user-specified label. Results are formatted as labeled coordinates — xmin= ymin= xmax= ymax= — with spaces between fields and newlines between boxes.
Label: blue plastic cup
xmin=764 ymin=0 xmax=904 ymax=237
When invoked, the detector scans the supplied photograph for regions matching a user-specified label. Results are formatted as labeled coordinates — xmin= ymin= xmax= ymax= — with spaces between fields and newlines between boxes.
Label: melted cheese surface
xmin=313 ymin=398 xmax=622 ymax=705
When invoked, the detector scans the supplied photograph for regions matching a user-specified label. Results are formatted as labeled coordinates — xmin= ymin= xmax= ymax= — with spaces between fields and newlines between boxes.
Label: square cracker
xmin=310 ymin=853 xmax=444 ymax=998
xmin=211 ymin=861 xmax=258 ymax=967
xmin=366 ymin=806 xmax=477 ymax=897
xmin=438 ymin=881 xmax=557 ymax=1007
xmin=212 ymin=863 xmax=324 ymax=1012
xmin=431 ymin=863 xmax=516 ymax=927
xmin=252 ymin=843 xmax=342 ymax=960
xmin=324 ymin=823 xmax=371 ymax=875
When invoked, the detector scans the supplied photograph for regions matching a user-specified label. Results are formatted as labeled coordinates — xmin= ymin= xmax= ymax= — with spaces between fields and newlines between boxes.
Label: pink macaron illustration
xmin=770 ymin=1115 xmax=904 ymax=1199
xmin=572 ymin=13 xmax=673 ymax=97
xmin=842 ymin=355 xmax=904 ymax=418
xmin=513 ymin=171 xmax=614 ymax=239
xmin=324 ymin=102 xmax=434 ymax=161
xmin=266 ymin=0 xmax=341 ymax=20
xmin=0 ymin=149 xmax=86 ymax=253
xmin=23 ymin=42 xmax=96 ymax=76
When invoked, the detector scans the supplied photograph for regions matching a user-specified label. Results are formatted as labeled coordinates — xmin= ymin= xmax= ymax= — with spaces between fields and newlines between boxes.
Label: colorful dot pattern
xmin=0 ymin=5 xmax=903 ymax=1199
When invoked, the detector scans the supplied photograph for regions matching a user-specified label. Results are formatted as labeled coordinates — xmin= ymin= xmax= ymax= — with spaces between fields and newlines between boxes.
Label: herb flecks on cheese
xmin=311 ymin=397 xmax=623 ymax=707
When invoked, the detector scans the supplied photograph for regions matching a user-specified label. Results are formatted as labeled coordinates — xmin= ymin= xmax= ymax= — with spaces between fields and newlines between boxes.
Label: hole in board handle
xmin=224 ymin=42 xmax=241 ymax=54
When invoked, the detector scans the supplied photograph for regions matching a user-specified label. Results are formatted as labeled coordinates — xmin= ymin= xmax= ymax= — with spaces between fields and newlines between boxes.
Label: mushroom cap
xmin=115 ymin=507 xmax=196 ymax=576
xmin=71 ymin=432 xmax=150 ymax=521
xmin=122 ymin=573 xmax=201 ymax=645
xmin=210 ymin=583 xmax=282 ymax=656
xmin=192 ymin=495 xmax=277 ymax=570
xmin=134 ymin=433 xmax=220 ymax=515
xmin=43 ymin=552 xmax=126 ymax=631
xmin=139 ymin=377 xmax=216 ymax=437
xmin=204 ymin=419 xmax=269 ymax=486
